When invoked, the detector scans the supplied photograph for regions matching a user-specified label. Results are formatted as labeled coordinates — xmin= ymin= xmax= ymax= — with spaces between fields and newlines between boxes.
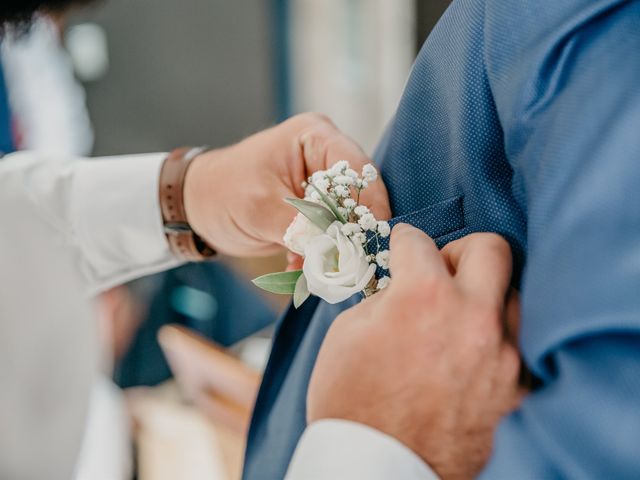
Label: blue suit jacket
xmin=244 ymin=1 xmax=640 ymax=478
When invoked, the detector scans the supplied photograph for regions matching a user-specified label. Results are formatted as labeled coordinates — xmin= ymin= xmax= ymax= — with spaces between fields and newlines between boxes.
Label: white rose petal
xmin=303 ymin=222 xmax=376 ymax=304
xmin=375 ymin=250 xmax=390 ymax=269
xmin=362 ymin=164 xmax=378 ymax=182
xmin=377 ymin=221 xmax=391 ymax=238
xmin=377 ymin=276 xmax=391 ymax=290
xmin=358 ymin=213 xmax=378 ymax=231
xmin=283 ymin=212 xmax=324 ymax=256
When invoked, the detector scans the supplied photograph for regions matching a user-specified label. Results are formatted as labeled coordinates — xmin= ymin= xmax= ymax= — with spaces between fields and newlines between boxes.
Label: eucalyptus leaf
xmin=252 ymin=270 xmax=303 ymax=295
xmin=285 ymin=198 xmax=336 ymax=231
xmin=310 ymin=184 xmax=348 ymax=223
xmin=293 ymin=273 xmax=311 ymax=308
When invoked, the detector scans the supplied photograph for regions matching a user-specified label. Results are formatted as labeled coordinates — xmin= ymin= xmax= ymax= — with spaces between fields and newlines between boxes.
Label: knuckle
xmin=475 ymin=232 xmax=511 ymax=257
xmin=408 ymin=275 xmax=453 ymax=307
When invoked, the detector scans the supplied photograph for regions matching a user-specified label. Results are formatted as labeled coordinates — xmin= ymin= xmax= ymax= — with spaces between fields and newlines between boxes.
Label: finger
xmin=299 ymin=124 xmax=392 ymax=221
xmin=443 ymin=233 xmax=513 ymax=306
xmin=389 ymin=224 xmax=449 ymax=280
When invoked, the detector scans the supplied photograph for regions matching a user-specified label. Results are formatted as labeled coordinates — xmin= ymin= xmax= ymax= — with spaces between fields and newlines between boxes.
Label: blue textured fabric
xmin=0 ymin=61 xmax=15 ymax=156
xmin=244 ymin=1 xmax=640 ymax=478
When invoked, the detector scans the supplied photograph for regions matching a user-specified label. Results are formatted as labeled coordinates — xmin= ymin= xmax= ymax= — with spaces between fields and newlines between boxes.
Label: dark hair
xmin=1 ymin=0 xmax=94 ymax=31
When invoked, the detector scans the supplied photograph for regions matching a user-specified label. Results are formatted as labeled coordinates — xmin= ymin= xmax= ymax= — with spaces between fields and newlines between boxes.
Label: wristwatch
xmin=159 ymin=146 xmax=216 ymax=261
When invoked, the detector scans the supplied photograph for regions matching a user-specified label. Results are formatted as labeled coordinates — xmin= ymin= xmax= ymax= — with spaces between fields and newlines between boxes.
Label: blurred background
xmin=1 ymin=1 xmax=451 ymax=479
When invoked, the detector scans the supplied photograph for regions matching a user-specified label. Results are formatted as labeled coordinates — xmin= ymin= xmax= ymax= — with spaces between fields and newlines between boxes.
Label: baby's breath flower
xmin=355 ymin=179 xmax=369 ymax=189
xmin=337 ymin=207 xmax=349 ymax=217
xmin=341 ymin=223 xmax=362 ymax=236
xmin=334 ymin=185 xmax=350 ymax=198
xmin=354 ymin=205 xmax=370 ymax=217
xmin=345 ymin=168 xmax=358 ymax=179
xmin=307 ymin=191 xmax=322 ymax=202
xmin=375 ymin=250 xmax=390 ymax=269
xmin=334 ymin=175 xmax=355 ymax=186
xmin=358 ymin=213 xmax=378 ymax=231
xmin=362 ymin=164 xmax=378 ymax=182
xmin=311 ymin=171 xmax=327 ymax=184
xmin=377 ymin=276 xmax=391 ymax=290
xmin=353 ymin=232 xmax=367 ymax=244
xmin=377 ymin=221 xmax=391 ymax=238
xmin=313 ymin=178 xmax=330 ymax=193
xmin=330 ymin=160 xmax=349 ymax=175
xmin=343 ymin=198 xmax=357 ymax=209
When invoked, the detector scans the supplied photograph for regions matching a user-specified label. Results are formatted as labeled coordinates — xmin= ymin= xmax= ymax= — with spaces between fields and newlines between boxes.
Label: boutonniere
xmin=253 ymin=161 xmax=390 ymax=308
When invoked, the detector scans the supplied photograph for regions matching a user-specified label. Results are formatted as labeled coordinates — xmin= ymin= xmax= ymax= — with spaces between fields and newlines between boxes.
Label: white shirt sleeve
xmin=1 ymin=151 xmax=182 ymax=294
xmin=286 ymin=419 xmax=440 ymax=480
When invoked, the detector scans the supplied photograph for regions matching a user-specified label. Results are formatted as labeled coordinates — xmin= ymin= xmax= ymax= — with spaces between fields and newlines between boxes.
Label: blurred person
xmin=1 ymin=15 xmax=93 ymax=155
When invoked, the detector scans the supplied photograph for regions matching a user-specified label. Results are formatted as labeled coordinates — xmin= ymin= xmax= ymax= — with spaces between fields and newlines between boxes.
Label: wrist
xmin=160 ymin=147 xmax=217 ymax=261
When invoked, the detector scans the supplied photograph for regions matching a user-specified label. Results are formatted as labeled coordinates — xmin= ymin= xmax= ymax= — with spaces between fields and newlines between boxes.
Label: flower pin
xmin=253 ymin=161 xmax=390 ymax=308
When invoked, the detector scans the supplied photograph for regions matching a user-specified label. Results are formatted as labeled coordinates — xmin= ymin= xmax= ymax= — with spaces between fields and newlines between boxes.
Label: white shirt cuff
xmin=71 ymin=153 xmax=182 ymax=292
xmin=286 ymin=419 xmax=439 ymax=480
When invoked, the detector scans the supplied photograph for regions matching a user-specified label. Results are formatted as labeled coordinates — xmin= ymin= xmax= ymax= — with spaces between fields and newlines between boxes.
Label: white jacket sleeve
xmin=0 ymin=150 xmax=183 ymax=480
xmin=0 ymin=151 xmax=182 ymax=294
xmin=286 ymin=420 xmax=440 ymax=480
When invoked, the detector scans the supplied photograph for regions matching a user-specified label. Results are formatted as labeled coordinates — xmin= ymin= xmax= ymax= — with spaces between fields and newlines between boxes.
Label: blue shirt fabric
xmin=244 ymin=1 xmax=640 ymax=478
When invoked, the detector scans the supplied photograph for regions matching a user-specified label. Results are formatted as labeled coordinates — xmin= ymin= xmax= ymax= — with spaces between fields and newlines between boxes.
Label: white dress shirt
xmin=0 ymin=151 xmax=435 ymax=480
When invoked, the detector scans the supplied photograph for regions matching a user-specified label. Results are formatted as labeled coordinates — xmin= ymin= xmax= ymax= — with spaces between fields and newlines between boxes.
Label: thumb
xmin=389 ymin=224 xmax=448 ymax=281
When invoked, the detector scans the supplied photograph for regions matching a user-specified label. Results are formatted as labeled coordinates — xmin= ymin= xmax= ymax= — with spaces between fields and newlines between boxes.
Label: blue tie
xmin=0 ymin=61 xmax=15 ymax=156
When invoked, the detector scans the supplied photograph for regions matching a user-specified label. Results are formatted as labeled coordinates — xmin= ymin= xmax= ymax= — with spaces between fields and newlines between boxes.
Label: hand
xmin=307 ymin=226 xmax=524 ymax=480
xmin=183 ymin=113 xmax=391 ymax=257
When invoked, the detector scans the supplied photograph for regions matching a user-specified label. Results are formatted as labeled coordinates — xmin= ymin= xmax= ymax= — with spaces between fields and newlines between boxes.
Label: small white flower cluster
xmin=300 ymin=160 xmax=391 ymax=296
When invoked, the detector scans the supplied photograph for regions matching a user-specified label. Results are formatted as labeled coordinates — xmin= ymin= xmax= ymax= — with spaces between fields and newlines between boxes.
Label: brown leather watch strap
xmin=159 ymin=146 xmax=216 ymax=261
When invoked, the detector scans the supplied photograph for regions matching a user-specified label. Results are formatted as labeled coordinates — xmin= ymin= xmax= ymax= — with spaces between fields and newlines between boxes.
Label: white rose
xmin=303 ymin=221 xmax=376 ymax=304
xmin=283 ymin=212 xmax=324 ymax=256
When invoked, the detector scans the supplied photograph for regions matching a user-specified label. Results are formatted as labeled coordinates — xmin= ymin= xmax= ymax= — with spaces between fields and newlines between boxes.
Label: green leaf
xmin=285 ymin=198 xmax=336 ymax=231
xmin=252 ymin=270 xmax=303 ymax=295
xmin=310 ymin=184 xmax=348 ymax=223
xmin=293 ymin=273 xmax=311 ymax=308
